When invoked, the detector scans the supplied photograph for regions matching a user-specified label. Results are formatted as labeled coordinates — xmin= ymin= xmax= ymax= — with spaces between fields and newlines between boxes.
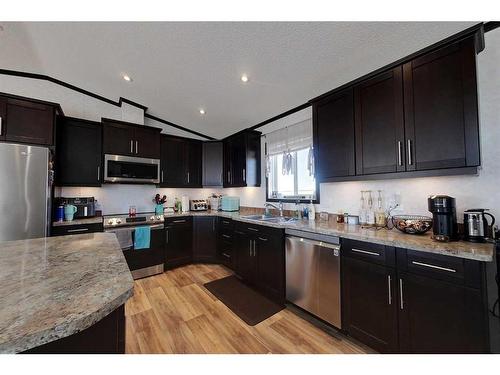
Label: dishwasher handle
xmin=287 ymin=236 xmax=340 ymax=253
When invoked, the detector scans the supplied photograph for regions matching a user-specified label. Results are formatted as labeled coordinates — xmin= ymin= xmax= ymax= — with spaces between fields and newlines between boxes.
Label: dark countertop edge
xmin=0 ymin=285 xmax=133 ymax=354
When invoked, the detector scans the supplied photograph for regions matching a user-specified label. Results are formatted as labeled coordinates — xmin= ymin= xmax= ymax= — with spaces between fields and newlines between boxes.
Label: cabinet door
xmin=203 ymin=141 xmax=223 ymax=187
xmin=0 ymin=97 xmax=6 ymax=141
xmin=102 ymin=122 xmax=135 ymax=156
xmin=193 ymin=216 xmax=218 ymax=262
xmin=230 ymin=133 xmax=247 ymax=186
xmin=160 ymin=136 xmax=187 ymax=187
xmin=403 ymin=37 xmax=480 ymax=171
xmin=397 ymin=272 xmax=488 ymax=353
xmin=56 ymin=117 xmax=102 ymax=186
xmin=134 ymin=126 xmax=161 ymax=159
xmin=186 ymin=140 xmax=202 ymax=187
xmin=5 ymin=98 xmax=55 ymax=145
xmin=255 ymin=231 xmax=285 ymax=303
xmin=233 ymin=229 xmax=255 ymax=283
xmin=354 ymin=67 xmax=405 ymax=175
xmin=342 ymin=257 xmax=399 ymax=353
xmin=223 ymin=139 xmax=233 ymax=186
xmin=165 ymin=220 xmax=193 ymax=269
xmin=314 ymin=88 xmax=355 ymax=180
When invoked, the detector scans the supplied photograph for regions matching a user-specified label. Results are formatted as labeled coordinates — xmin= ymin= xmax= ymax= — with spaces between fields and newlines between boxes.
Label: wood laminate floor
xmin=125 ymin=264 xmax=373 ymax=354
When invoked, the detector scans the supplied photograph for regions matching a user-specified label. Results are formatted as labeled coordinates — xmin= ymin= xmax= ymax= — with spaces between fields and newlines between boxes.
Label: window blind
xmin=264 ymin=118 xmax=313 ymax=156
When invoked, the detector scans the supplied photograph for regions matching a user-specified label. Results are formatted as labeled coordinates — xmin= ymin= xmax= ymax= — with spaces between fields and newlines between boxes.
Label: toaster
xmin=190 ymin=199 xmax=208 ymax=211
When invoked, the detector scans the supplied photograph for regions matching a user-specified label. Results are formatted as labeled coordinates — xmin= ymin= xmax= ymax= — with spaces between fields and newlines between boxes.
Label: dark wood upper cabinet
xmin=134 ymin=126 xmax=161 ymax=159
xmin=403 ymin=37 xmax=480 ymax=171
xmin=102 ymin=118 xmax=161 ymax=159
xmin=202 ymin=141 xmax=223 ymax=187
xmin=55 ymin=116 xmax=102 ymax=187
xmin=223 ymin=130 xmax=261 ymax=188
xmin=159 ymin=134 xmax=202 ymax=188
xmin=193 ymin=216 xmax=218 ymax=263
xmin=0 ymin=97 xmax=6 ymax=141
xmin=313 ymin=88 xmax=355 ymax=180
xmin=3 ymin=97 xmax=55 ymax=146
xmin=354 ymin=67 xmax=405 ymax=175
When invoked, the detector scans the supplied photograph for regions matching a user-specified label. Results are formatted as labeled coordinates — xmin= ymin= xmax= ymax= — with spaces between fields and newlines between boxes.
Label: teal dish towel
xmin=134 ymin=226 xmax=151 ymax=250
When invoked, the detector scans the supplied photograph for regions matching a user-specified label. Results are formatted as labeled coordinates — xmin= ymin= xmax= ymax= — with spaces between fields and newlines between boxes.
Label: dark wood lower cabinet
xmin=164 ymin=217 xmax=193 ymax=269
xmin=193 ymin=216 xmax=218 ymax=262
xmin=342 ymin=257 xmax=399 ymax=353
xmin=398 ymin=272 xmax=488 ymax=353
xmin=341 ymin=241 xmax=490 ymax=353
xmin=24 ymin=305 xmax=125 ymax=354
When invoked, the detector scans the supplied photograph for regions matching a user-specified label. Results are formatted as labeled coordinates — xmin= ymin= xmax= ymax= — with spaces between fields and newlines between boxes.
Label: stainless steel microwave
xmin=104 ymin=154 xmax=160 ymax=184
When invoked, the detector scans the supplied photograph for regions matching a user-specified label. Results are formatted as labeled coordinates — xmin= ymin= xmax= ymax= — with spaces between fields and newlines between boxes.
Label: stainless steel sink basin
xmin=241 ymin=214 xmax=297 ymax=224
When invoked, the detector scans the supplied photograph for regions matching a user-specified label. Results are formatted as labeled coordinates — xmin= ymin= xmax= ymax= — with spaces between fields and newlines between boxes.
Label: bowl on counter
xmin=391 ymin=215 xmax=433 ymax=235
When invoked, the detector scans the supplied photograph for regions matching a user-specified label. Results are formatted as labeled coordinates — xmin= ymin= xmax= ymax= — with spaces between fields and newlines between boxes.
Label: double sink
xmin=241 ymin=214 xmax=298 ymax=224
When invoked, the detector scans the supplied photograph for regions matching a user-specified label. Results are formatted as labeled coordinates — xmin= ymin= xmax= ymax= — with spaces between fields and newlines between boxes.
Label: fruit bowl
xmin=392 ymin=215 xmax=433 ymax=235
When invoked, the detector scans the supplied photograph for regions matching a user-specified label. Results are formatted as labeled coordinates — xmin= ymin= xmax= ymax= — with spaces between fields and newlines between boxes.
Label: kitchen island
xmin=0 ymin=233 xmax=134 ymax=353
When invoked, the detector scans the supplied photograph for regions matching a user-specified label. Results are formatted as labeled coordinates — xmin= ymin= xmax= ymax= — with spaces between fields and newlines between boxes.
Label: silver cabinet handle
xmin=166 ymin=229 xmax=169 ymax=244
xmin=221 ymin=253 xmax=231 ymax=259
xmin=222 ymin=234 xmax=231 ymax=239
xmin=173 ymin=219 xmax=186 ymax=223
xmin=249 ymin=239 xmax=252 ymax=256
xmin=130 ymin=140 xmax=133 ymax=153
xmin=243 ymin=168 xmax=246 ymax=182
xmin=387 ymin=275 xmax=392 ymax=305
xmin=0 ymin=116 xmax=3 ymax=135
xmin=258 ymin=237 xmax=268 ymax=242
xmin=351 ymin=248 xmax=380 ymax=257
xmin=407 ymin=139 xmax=412 ymax=165
xmin=187 ymin=172 xmax=190 ymax=183
xmin=161 ymin=170 xmax=164 ymax=183
xmin=97 ymin=166 xmax=100 ymax=181
xmin=227 ymin=171 xmax=230 ymax=183
xmin=399 ymin=278 xmax=404 ymax=310
xmin=411 ymin=261 xmax=456 ymax=273
xmin=253 ymin=239 xmax=256 ymax=256
xmin=397 ymin=141 xmax=402 ymax=166
xmin=67 ymin=228 xmax=89 ymax=233
xmin=222 ymin=220 xmax=230 ymax=224
xmin=234 ymin=230 xmax=244 ymax=235
xmin=135 ymin=140 xmax=138 ymax=154
xmin=247 ymin=227 xmax=259 ymax=232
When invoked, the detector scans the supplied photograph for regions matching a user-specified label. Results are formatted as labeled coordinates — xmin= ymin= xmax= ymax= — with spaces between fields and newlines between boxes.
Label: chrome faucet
xmin=265 ymin=201 xmax=284 ymax=217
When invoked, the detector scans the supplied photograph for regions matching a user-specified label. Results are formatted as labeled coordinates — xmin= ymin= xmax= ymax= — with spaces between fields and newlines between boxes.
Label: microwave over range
xmin=104 ymin=154 xmax=160 ymax=184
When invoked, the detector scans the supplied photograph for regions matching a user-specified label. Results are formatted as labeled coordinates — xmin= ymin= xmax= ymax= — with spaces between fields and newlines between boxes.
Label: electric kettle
xmin=463 ymin=209 xmax=496 ymax=242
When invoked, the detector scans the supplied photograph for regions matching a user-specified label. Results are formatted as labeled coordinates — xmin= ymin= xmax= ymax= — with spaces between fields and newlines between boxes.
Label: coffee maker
xmin=428 ymin=195 xmax=459 ymax=242
xmin=463 ymin=209 xmax=496 ymax=242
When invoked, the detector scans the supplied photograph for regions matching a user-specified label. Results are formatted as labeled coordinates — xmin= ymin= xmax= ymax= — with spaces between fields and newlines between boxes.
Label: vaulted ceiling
xmin=0 ymin=22 xmax=476 ymax=138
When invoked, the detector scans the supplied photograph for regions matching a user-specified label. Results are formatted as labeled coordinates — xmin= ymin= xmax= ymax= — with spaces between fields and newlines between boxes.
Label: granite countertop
xmin=165 ymin=210 xmax=495 ymax=262
xmin=0 ymin=233 xmax=134 ymax=353
xmin=52 ymin=216 xmax=103 ymax=227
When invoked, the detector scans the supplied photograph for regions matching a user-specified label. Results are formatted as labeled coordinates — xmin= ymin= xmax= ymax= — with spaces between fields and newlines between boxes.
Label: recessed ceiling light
xmin=199 ymin=109 xmax=206 ymax=115
xmin=241 ymin=74 xmax=249 ymax=83
xmin=122 ymin=74 xmax=132 ymax=82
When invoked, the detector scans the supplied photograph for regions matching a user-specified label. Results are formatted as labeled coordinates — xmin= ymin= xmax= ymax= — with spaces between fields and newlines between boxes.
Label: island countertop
xmin=0 ymin=233 xmax=134 ymax=354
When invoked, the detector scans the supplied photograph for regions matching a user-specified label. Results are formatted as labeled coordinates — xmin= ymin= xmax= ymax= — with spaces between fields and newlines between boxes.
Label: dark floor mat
xmin=204 ymin=275 xmax=284 ymax=326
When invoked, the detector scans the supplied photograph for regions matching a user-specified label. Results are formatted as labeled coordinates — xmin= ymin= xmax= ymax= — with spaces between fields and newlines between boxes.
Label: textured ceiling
xmin=0 ymin=22 xmax=476 ymax=138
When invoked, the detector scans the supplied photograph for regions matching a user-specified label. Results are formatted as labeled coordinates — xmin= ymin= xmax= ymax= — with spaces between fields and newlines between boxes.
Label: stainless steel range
xmin=104 ymin=214 xmax=165 ymax=279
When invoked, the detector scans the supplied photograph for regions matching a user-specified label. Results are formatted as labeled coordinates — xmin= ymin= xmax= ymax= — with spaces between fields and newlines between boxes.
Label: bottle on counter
xmin=359 ymin=191 xmax=367 ymax=225
xmin=375 ymin=190 xmax=387 ymax=227
xmin=308 ymin=199 xmax=316 ymax=221
xmin=366 ymin=190 xmax=376 ymax=226
xmin=295 ymin=200 xmax=303 ymax=219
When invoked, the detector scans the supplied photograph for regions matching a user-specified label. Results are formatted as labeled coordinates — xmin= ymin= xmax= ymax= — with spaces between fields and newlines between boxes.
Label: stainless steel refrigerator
xmin=0 ymin=142 xmax=52 ymax=242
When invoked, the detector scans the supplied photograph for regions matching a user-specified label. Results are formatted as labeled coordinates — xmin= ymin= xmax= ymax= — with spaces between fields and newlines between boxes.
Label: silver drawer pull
xmin=235 ymin=230 xmax=244 ymax=235
xmin=67 ymin=228 xmax=89 ymax=233
xmin=222 ymin=234 xmax=231 ymax=239
xmin=351 ymin=248 xmax=380 ymax=257
xmin=407 ymin=139 xmax=412 ymax=165
xmin=411 ymin=261 xmax=456 ymax=273
xmin=399 ymin=278 xmax=404 ymax=310
xmin=258 ymin=237 xmax=268 ymax=241
xmin=0 ymin=116 xmax=3 ymax=135
xmin=173 ymin=219 xmax=186 ymax=223
xmin=222 ymin=253 xmax=231 ymax=258
xmin=130 ymin=140 xmax=133 ymax=153
xmin=397 ymin=141 xmax=402 ymax=166
xmin=247 ymin=227 xmax=259 ymax=232
xmin=222 ymin=220 xmax=230 ymax=224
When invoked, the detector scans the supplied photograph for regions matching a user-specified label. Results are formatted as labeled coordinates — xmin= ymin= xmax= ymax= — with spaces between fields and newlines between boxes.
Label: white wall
xmin=231 ymin=29 xmax=500 ymax=221
xmin=1 ymin=29 xmax=498 ymax=219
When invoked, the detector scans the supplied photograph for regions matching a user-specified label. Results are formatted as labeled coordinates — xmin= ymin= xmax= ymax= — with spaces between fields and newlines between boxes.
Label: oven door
xmin=104 ymin=154 xmax=160 ymax=184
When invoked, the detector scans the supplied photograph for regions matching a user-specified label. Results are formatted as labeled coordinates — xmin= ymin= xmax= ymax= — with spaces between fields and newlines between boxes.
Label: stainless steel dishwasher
xmin=285 ymin=228 xmax=341 ymax=329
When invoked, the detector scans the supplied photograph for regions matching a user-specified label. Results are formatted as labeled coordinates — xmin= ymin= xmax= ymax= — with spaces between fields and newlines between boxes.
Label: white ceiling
xmin=0 ymin=22 xmax=477 ymax=139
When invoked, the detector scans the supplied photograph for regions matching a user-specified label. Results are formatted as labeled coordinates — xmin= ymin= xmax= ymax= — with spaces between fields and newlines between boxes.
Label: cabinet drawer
xmin=235 ymin=221 xmax=283 ymax=237
xmin=51 ymin=222 xmax=103 ymax=236
xmin=397 ymin=249 xmax=482 ymax=288
xmin=164 ymin=217 xmax=192 ymax=226
xmin=342 ymin=238 xmax=395 ymax=266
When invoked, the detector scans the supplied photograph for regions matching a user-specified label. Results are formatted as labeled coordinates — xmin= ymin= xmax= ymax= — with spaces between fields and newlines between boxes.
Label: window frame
xmin=265 ymin=147 xmax=320 ymax=204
